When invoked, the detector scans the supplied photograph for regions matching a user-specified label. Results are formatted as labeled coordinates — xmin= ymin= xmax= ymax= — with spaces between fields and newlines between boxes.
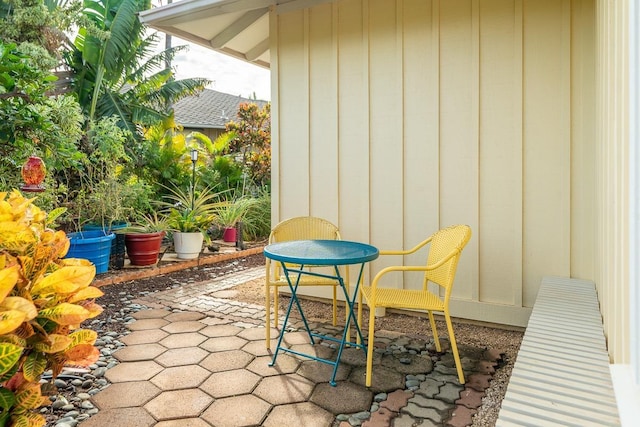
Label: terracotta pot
xmin=222 ymin=227 xmax=236 ymax=243
xmin=125 ymin=232 xmax=165 ymax=266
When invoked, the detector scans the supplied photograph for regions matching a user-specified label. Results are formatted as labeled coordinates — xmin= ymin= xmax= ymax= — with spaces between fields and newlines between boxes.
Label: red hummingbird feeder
xmin=20 ymin=156 xmax=46 ymax=193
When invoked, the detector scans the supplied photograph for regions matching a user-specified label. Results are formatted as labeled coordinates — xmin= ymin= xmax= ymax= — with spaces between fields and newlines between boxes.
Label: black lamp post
xmin=190 ymin=148 xmax=198 ymax=210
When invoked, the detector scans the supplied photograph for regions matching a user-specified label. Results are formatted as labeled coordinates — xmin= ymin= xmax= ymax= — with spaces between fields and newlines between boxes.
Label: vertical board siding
xmin=595 ymin=0 xmax=628 ymax=363
xmin=402 ymin=0 xmax=440 ymax=290
xmin=439 ymin=0 xmax=479 ymax=300
xmin=308 ymin=4 xmax=340 ymax=223
xmin=277 ymin=11 xmax=310 ymax=219
xmin=368 ymin=0 xmax=405 ymax=286
xmin=273 ymin=0 xmax=596 ymax=328
xmin=478 ymin=0 xmax=523 ymax=305
xmin=522 ymin=0 xmax=571 ymax=307
xmin=337 ymin=0 xmax=370 ymax=244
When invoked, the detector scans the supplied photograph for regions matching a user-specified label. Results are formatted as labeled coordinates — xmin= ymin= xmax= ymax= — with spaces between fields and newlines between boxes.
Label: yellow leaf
xmin=64 ymin=344 xmax=100 ymax=367
xmin=0 ymin=310 xmax=26 ymax=335
xmin=68 ymin=329 xmax=97 ymax=346
xmin=38 ymin=303 xmax=90 ymax=326
xmin=23 ymin=352 xmax=47 ymax=382
xmin=0 ymin=342 xmax=23 ymax=376
xmin=31 ymin=266 xmax=95 ymax=296
xmin=67 ymin=286 xmax=103 ymax=303
xmin=59 ymin=257 xmax=93 ymax=268
xmin=0 ymin=265 xmax=19 ymax=301
xmin=0 ymin=297 xmax=37 ymax=321
xmin=34 ymin=334 xmax=72 ymax=354
xmin=14 ymin=383 xmax=45 ymax=411
xmin=82 ymin=301 xmax=103 ymax=319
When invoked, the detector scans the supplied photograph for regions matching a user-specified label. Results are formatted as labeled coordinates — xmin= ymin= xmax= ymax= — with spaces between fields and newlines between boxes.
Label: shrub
xmin=0 ymin=190 xmax=103 ymax=427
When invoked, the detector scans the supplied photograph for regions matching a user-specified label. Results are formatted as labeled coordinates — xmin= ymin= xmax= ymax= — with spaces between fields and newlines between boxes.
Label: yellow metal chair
xmin=359 ymin=224 xmax=472 ymax=386
xmin=265 ymin=216 xmax=348 ymax=347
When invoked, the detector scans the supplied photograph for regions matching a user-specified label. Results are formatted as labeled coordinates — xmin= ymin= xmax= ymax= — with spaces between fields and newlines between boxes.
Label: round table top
xmin=264 ymin=240 xmax=379 ymax=266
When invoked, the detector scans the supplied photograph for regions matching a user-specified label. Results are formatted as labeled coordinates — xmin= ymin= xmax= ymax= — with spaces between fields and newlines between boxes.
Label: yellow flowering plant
xmin=0 ymin=190 xmax=103 ymax=427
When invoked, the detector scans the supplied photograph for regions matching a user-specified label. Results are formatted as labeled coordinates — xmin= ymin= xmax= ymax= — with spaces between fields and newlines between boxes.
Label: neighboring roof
xmin=139 ymin=0 xmax=331 ymax=68
xmin=174 ymin=88 xmax=268 ymax=129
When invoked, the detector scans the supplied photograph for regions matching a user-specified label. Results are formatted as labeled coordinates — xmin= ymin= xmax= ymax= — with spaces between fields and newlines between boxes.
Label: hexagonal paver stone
xmin=161 ymin=320 xmax=206 ymax=334
xmin=310 ymin=381 xmax=373 ymax=414
xmin=246 ymin=354 xmax=300 ymax=376
xmin=201 ymin=395 xmax=271 ymax=427
xmin=151 ymin=365 xmax=211 ymax=390
xmin=254 ymin=374 xmax=315 ymax=405
xmin=282 ymin=331 xmax=312 ymax=346
xmin=263 ymin=402 xmax=334 ymax=427
xmin=163 ymin=311 xmax=206 ymax=322
xmin=105 ymin=361 xmax=164 ymax=383
xmin=241 ymin=339 xmax=279 ymax=357
xmin=200 ymin=369 xmax=260 ymax=398
xmin=200 ymin=350 xmax=254 ymax=373
xmin=113 ymin=343 xmax=167 ymax=362
xmin=381 ymin=353 xmax=434 ymax=375
xmin=120 ymin=329 xmax=169 ymax=346
xmin=128 ymin=318 xmax=170 ymax=331
xmin=78 ymin=407 xmax=155 ymax=427
xmin=199 ymin=336 xmax=247 ymax=352
xmin=155 ymin=419 xmax=211 ymax=427
xmin=237 ymin=327 xmax=277 ymax=342
xmin=144 ymin=389 xmax=213 ymax=420
xmin=198 ymin=324 xmax=243 ymax=337
xmin=297 ymin=360 xmax=350 ymax=383
xmin=159 ymin=332 xmax=208 ymax=349
xmin=155 ymin=347 xmax=209 ymax=367
xmin=92 ymin=381 xmax=161 ymax=409
xmin=348 ymin=365 xmax=405 ymax=393
xmin=200 ymin=316 xmax=232 ymax=326
xmin=132 ymin=309 xmax=172 ymax=320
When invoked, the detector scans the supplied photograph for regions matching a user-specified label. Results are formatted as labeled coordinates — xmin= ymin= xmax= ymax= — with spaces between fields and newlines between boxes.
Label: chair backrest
xmin=269 ymin=216 xmax=341 ymax=244
xmin=424 ymin=225 xmax=472 ymax=296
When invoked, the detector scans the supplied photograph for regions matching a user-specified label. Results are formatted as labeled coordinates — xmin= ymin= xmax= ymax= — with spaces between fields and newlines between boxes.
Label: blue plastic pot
xmin=65 ymin=230 xmax=116 ymax=274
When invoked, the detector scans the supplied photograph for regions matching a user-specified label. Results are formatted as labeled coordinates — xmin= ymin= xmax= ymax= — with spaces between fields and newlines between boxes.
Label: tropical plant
xmin=212 ymin=197 xmax=256 ymax=229
xmin=0 ymin=190 xmax=103 ymax=427
xmin=123 ymin=211 xmax=170 ymax=234
xmin=66 ymin=0 xmax=209 ymax=136
xmin=159 ymin=184 xmax=224 ymax=233
xmin=224 ymin=102 xmax=271 ymax=187
xmin=240 ymin=187 xmax=271 ymax=241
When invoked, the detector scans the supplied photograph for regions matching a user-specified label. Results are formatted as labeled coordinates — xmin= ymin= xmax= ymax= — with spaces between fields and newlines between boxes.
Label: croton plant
xmin=0 ymin=190 xmax=103 ymax=427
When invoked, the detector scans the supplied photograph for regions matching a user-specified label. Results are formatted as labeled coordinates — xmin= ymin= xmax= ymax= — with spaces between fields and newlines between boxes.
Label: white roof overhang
xmin=139 ymin=0 xmax=333 ymax=69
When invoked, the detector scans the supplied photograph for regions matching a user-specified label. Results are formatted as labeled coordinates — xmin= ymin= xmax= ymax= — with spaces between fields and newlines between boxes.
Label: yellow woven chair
xmin=359 ymin=224 xmax=472 ymax=386
xmin=265 ymin=216 xmax=348 ymax=348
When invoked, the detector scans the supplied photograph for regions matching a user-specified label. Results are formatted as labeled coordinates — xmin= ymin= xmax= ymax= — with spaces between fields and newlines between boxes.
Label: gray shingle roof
xmin=173 ymin=89 xmax=268 ymax=129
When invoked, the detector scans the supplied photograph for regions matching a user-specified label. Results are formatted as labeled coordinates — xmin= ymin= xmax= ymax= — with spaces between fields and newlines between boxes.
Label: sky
xmin=169 ymin=36 xmax=272 ymax=102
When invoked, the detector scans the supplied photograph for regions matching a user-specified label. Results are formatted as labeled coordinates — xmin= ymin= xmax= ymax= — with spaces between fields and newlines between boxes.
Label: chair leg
xmin=332 ymin=285 xmax=337 ymax=326
xmin=365 ymin=305 xmax=376 ymax=387
xmin=274 ymin=286 xmax=279 ymax=328
xmin=444 ymin=310 xmax=465 ymax=384
xmin=265 ymin=283 xmax=271 ymax=349
xmin=427 ymin=311 xmax=441 ymax=352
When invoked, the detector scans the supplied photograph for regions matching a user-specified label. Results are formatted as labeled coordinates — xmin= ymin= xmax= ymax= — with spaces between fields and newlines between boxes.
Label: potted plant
xmin=160 ymin=184 xmax=223 ymax=259
xmin=123 ymin=212 xmax=169 ymax=266
xmin=213 ymin=197 xmax=257 ymax=242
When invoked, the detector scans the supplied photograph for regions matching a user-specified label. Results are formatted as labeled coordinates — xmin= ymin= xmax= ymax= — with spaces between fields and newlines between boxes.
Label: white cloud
xmin=170 ymin=37 xmax=271 ymax=101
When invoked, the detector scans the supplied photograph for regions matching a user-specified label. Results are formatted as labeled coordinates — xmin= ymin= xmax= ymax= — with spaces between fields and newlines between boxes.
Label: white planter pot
xmin=173 ymin=231 xmax=204 ymax=259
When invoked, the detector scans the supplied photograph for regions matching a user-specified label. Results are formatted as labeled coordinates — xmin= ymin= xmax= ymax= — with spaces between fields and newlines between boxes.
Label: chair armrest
xmin=368 ymin=246 xmax=461 ymax=292
xmin=378 ymin=235 xmax=433 ymax=256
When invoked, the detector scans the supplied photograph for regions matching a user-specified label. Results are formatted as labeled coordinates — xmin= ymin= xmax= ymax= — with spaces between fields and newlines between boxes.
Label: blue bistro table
xmin=264 ymin=239 xmax=379 ymax=386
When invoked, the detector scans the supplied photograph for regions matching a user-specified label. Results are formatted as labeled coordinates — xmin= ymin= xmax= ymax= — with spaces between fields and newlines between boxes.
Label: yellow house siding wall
xmin=271 ymin=0 xmax=596 ymax=327
xmin=595 ymin=0 xmax=629 ymax=363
